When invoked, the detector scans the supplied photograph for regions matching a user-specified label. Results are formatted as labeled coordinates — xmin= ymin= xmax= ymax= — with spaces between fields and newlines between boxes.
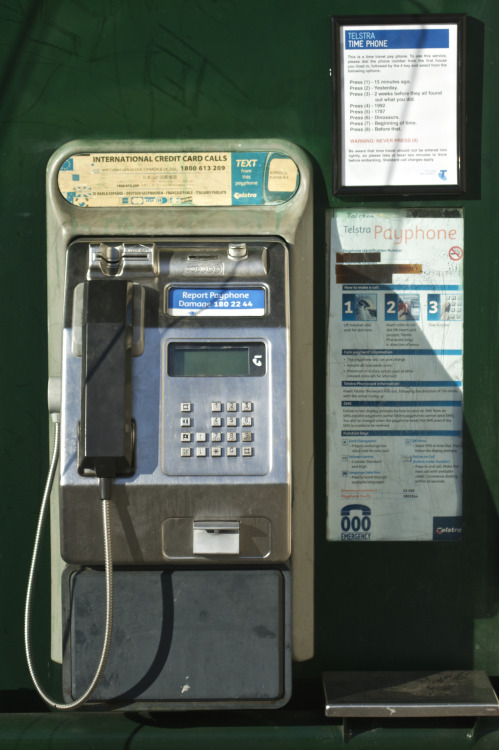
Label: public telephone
xmin=25 ymin=140 xmax=314 ymax=710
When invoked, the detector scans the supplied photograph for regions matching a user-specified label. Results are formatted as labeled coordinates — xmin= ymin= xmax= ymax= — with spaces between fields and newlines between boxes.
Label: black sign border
xmin=331 ymin=14 xmax=467 ymax=196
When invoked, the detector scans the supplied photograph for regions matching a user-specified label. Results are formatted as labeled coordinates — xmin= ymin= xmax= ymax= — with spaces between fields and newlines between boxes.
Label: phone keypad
xmin=179 ymin=401 xmax=255 ymax=458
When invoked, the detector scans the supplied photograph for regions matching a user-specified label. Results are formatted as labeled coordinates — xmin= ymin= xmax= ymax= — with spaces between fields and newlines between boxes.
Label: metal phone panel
xmin=59 ymin=237 xmax=290 ymax=565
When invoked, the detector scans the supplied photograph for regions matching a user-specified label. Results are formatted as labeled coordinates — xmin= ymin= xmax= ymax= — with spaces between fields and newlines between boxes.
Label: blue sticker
xmin=231 ymin=152 xmax=266 ymax=205
xmin=433 ymin=516 xmax=462 ymax=541
xmin=168 ymin=287 xmax=266 ymax=317
xmin=427 ymin=293 xmax=441 ymax=320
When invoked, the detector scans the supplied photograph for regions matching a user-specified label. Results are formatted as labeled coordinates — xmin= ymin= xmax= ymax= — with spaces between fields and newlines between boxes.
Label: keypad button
xmin=211 ymin=417 xmax=222 ymax=427
xmin=242 ymin=446 xmax=253 ymax=457
xmin=226 ymin=402 xmax=237 ymax=412
xmin=180 ymin=402 xmax=192 ymax=412
xmin=242 ymin=416 xmax=252 ymax=427
xmin=227 ymin=446 xmax=237 ymax=457
xmin=180 ymin=447 xmax=192 ymax=457
xmin=241 ymin=401 xmax=253 ymax=412
xmin=180 ymin=417 xmax=191 ymax=427
xmin=211 ymin=446 xmax=222 ymax=457
xmin=211 ymin=432 xmax=222 ymax=442
xmin=242 ymin=432 xmax=253 ymax=442
xmin=227 ymin=432 xmax=237 ymax=442
xmin=180 ymin=433 xmax=191 ymax=442
xmin=196 ymin=432 xmax=207 ymax=442
xmin=196 ymin=447 xmax=207 ymax=457
xmin=226 ymin=416 xmax=237 ymax=427
xmin=211 ymin=402 xmax=222 ymax=412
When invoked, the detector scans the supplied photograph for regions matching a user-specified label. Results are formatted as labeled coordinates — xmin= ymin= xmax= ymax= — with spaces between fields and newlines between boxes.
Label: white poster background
xmin=340 ymin=24 xmax=459 ymax=187
xmin=327 ymin=209 xmax=463 ymax=541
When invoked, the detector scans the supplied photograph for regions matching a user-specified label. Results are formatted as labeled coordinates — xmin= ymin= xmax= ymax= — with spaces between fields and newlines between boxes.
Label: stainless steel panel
xmin=323 ymin=671 xmax=499 ymax=718
xmin=60 ymin=238 xmax=290 ymax=565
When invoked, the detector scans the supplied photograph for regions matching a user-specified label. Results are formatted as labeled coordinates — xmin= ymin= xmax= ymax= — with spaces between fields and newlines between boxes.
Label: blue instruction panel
xmin=167 ymin=287 xmax=266 ymax=317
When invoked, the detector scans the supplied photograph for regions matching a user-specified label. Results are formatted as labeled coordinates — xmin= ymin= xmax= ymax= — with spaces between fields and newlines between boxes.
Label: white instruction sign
xmin=339 ymin=23 xmax=460 ymax=187
xmin=327 ymin=209 xmax=463 ymax=541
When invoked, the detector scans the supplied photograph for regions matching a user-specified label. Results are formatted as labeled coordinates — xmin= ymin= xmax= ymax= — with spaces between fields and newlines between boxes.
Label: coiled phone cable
xmin=24 ymin=417 xmax=115 ymax=710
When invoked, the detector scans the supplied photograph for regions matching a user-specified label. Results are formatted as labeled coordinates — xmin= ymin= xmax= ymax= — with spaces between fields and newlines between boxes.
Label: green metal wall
xmin=1 ymin=0 xmax=498 ymax=745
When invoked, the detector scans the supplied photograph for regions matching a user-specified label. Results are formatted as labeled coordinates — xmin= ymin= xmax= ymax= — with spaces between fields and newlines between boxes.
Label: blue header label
xmin=345 ymin=28 xmax=449 ymax=50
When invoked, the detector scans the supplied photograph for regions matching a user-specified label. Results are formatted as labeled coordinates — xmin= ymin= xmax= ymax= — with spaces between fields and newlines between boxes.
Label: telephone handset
xmin=25 ymin=278 xmax=136 ymax=710
xmin=78 ymin=279 xmax=135 ymax=480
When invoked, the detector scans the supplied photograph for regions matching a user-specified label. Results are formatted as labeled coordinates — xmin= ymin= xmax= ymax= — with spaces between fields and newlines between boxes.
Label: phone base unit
xmin=47 ymin=140 xmax=313 ymax=710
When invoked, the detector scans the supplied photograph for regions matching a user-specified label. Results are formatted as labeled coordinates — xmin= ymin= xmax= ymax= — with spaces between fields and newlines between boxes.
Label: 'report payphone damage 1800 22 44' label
xmin=57 ymin=151 xmax=299 ymax=207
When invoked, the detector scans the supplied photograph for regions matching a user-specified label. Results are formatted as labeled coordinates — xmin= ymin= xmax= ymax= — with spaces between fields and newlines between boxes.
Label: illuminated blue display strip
xmin=342 ymin=381 xmax=462 ymax=387
xmin=341 ymin=401 xmax=461 ymax=407
xmin=342 ymin=430 xmax=462 ymax=436
xmin=342 ymin=349 xmax=462 ymax=356
xmin=342 ymin=285 xmax=462 ymax=291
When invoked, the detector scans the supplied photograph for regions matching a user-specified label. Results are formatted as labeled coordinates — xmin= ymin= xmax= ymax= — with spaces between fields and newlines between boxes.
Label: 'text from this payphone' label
xmin=167 ymin=287 xmax=266 ymax=317
xmin=57 ymin=151 xmax=299 ymax=208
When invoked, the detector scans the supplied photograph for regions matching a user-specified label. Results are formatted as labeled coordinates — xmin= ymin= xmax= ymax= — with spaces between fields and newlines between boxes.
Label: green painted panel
xmin=1 ymin=0 xmax=499 ymax=744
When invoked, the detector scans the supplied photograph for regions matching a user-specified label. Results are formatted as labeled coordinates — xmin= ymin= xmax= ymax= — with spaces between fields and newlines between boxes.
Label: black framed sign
xmin=331 ymin=14 xmax=466 ymax=195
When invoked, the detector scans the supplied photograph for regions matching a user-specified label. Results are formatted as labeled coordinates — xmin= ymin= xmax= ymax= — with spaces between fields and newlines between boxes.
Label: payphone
xmin=25 ymin=139 xmax=314 ymax=710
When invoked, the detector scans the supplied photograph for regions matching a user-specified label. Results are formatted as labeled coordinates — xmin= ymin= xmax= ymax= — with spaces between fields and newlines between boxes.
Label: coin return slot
xmin=193 ymin=521 xmax=240 ymax=555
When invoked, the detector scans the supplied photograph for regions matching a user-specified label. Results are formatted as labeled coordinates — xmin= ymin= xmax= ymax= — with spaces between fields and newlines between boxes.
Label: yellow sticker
xmin=58 ymin=152 xmax=232 ymax=208
xmin=267 ymin=158 xmax=299 ymax=193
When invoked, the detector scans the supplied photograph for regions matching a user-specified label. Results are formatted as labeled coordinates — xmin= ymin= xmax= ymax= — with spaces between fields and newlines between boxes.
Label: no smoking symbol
xmin=449 ymin=246 xmax=463 ymax=261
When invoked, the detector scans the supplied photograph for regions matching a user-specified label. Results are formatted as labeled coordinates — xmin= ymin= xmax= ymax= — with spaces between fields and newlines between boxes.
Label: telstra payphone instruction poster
xmin=327 ymin=209 xmax=463 ymax=541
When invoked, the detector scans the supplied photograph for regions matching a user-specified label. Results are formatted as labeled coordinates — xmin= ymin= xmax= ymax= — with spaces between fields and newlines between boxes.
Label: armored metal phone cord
xmin=24 ymin=418 xmax=115 ymax=710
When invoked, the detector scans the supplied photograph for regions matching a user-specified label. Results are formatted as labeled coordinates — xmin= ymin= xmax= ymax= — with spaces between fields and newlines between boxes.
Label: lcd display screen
xmin=169 ymin=343 xmax=266 ymax=377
